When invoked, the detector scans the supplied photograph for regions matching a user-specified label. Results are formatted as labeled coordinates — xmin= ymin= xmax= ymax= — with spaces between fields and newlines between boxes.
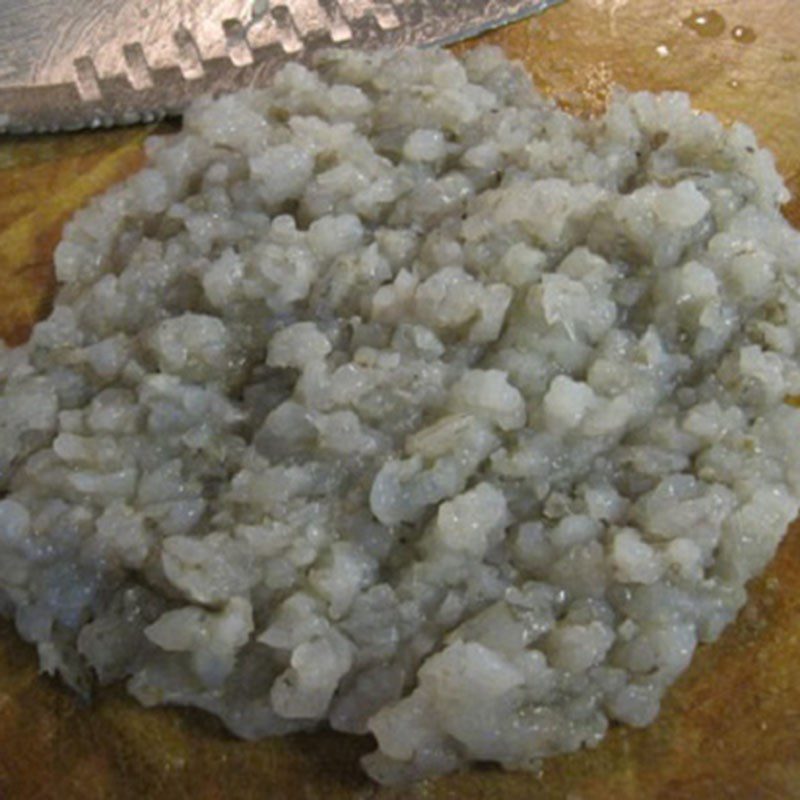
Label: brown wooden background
xmin=1 ymin=1 xmax=799 ymax=797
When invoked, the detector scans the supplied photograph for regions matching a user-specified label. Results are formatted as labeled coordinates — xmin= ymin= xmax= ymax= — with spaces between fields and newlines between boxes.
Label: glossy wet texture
xmin=0 ymin=0 xmax=798 ymax=797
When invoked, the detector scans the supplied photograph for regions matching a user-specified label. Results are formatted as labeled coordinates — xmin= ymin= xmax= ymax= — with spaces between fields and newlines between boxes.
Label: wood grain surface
xmin=1 ymin=1 xmax=799 ymax=798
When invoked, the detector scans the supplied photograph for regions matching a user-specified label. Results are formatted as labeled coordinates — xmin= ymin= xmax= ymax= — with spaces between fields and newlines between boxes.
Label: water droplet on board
xmin=655 ymin=44 xmax=670 ymax=58
xmin=542 ymin=26 xmax=562 ymax=43
xmin=731 ymin=25 xmax=757 ymax=44
xmin=683 ymin=9 xmax=726 ymax=38
xmin=727 ymin=78 xmax=741 ymax=89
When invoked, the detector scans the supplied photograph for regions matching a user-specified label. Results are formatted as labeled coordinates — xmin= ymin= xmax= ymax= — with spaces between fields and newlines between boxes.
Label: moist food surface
xmin=1 ymin=47 xmax=799 ymax=784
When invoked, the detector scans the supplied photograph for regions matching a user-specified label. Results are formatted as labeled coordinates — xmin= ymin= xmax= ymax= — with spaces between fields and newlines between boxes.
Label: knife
xmin=0 ymin=0 xmax=562 ymax=134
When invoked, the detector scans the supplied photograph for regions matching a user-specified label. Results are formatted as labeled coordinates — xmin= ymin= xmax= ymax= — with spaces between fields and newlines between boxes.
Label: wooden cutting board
xmin=1 ymin=1 xmax=799 ymax=797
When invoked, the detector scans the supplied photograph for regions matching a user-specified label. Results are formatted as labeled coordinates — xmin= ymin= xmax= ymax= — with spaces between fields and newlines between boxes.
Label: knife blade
xmin=0 ymin=0 xmax=562 ymax=134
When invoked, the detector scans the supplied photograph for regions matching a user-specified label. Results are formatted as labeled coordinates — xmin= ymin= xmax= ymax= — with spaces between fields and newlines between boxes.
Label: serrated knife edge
xmin=0 ymin=0 xmax=563 ymax=134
